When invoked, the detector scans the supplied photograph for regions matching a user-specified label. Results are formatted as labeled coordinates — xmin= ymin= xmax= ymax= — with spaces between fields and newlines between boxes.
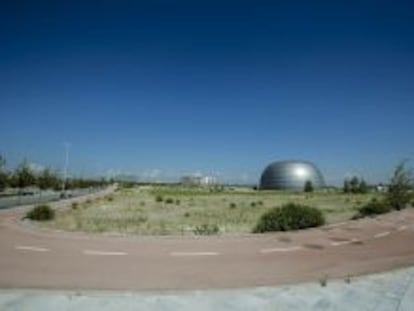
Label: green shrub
xmin=106 ymin=195 xmax=113 ymax=202
xmin=253 ymin=203 xmax=325 ymax=233
xmin=193 ymin=224 xmax=220 ymax=235
xmin=229 ymin=202 xmax=237 ymax=209
xmin=165 ymin=198 xmax=174 ymax=204
xmin=355 ymin=199 xmax=391 ymax=217
xmin=25 ymin=204 xmax=55 ymax=221
xmin=71 ymin=202 xmax=79 ymax=210
xmin=250 ymin=202 xmax=256 ymax=207
xmin=155 ymin=195 xmax=163 ymax=202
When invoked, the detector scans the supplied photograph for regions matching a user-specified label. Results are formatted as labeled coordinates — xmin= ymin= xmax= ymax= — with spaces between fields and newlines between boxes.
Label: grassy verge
xmin=40 ymin=185 xmax=379 ymax=235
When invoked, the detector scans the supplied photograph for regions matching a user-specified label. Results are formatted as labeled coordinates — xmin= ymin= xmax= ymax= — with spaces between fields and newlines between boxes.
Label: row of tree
xmin=0 ymin=155 xmax=111 ymax=192
xmin=343 ymin=176 xmax=369 ymax=193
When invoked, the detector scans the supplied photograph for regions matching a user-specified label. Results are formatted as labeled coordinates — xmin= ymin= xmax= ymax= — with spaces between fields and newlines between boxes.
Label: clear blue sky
xmin=1 ymin=1 xmax=413 ymax=184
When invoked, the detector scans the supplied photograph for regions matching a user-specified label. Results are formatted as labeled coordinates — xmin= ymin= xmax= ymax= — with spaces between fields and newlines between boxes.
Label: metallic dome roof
xmin=259 ymin=160 xmax=325 ymax=190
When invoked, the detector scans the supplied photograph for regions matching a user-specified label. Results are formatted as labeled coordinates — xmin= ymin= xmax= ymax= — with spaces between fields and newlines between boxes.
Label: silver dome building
xmin=259 ymin=160 xmax=325 ymax=190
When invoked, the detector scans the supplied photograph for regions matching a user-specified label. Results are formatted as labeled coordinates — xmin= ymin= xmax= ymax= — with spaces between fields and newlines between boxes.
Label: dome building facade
xmin=259 ymin=160 xmax=325 ymax=190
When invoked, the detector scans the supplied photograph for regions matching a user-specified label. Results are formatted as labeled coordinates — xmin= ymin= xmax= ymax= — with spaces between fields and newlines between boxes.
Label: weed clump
xmin=193 ymin=224 xmax=220 ymax=235
xmin=25 ymin=204 xmax=55 ymax=221
xmin=165 ymin=198 xmax=174 ymax=204
xmin=353 ymin=198 xmax=391 ymax=219
xmin=253 ymin=203 xmax=325 ymax=233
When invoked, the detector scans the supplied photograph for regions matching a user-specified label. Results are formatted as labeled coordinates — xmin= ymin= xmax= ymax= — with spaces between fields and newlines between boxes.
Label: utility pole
xmin=61 ymin=142 xmax=71 ymax=194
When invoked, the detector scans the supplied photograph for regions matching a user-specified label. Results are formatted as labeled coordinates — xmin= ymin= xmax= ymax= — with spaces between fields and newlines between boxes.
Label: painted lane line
xmin=15 ymin=245 xmax=50 ymax=252
xmin=397 ymin=225 xmax=407 ymax=232
xmin=83 ymin=250 xmax=127 ymax=256
xmin=374 ymin=231 xmax=391 ymax=239
xmin=260 ymin=246 xmax=302 ymax=254
xmin=325 ymin=222 xmax=348 ymax=228
xmin=170 ymin=252 xmax=220 ymax=257
xmin=330 ymin=238 xmax=362 ymax=247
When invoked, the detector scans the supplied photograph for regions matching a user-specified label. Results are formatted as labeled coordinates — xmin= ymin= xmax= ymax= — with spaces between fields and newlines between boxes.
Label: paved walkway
xmin=1 ymin=266 xmax=413 ymax=310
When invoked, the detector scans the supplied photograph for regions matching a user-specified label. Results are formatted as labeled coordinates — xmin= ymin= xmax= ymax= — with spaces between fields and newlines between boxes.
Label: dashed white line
xmin=374 ymin=231 xmax=391 ymax=239
xmin=330 ymin=238 xmax=362 ymax=247
xmin=260 ymin=246 xmax=302 ymax=254
xmin=83 ymin=250 xmax=127 ymax=256
xmin=325 ymin=222 xmax=348 ymax=228
xmin=397 ymin=225 xmax=407 ymax=232
xmin=170 ymin=252 xmax=220 ymax=257
xmin=15 ymin=245 xmax=50 ymax=252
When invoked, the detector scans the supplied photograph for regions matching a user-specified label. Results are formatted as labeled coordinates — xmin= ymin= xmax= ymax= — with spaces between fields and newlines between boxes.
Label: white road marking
xmin=15 ymin=245 xmax=50 ymax=252
xmin=325 ymin=222 xmax=348 ymax=228
xmin=397 ymin=225 xmax=407 ymax=232
xmin=330 ymin=238 xmax=362 ymax=247
xmin=170 ymin=252 xmax=220 ymax=257
xmin=260 ymin=246 xmax=302 ymax=254
xmin=374 ymin=231 xmax=391 ymax=239
xmin=83 ymin=250 xmax=127 ymax=256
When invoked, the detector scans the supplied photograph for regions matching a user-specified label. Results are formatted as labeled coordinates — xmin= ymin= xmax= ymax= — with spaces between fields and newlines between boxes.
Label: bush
xmin=25 ymin=204 xmax=55 ymax=221
xmin=253 ymin=203 xmax=325 ymax=233
xmin=71 ymin=202 xmax=79 ymax=210
xmin=165 ymin=198 xmax=174 ymax=204
xmin=355 ymin=199 xmax=391 ymax=217
xmin=193 ymin=224 xmax=220 ymax=235
xmin=229 ymin=202 xmax=237 ymax=209
xmin=155 ymin=195 xmax=163 ymax=202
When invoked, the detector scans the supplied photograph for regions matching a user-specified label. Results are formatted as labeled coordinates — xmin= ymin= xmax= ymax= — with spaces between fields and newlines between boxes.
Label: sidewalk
xmin=1 ymin=266 xmax=413 ymax=310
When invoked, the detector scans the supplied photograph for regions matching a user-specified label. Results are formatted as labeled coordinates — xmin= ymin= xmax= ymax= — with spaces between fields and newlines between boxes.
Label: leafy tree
xmin=37 ymin=168 xmax=60 ymax=190
xmin=0 ymin=154 xmax=8 ymax=191
xmin=14 ymin=159 xmax=36 ymax=189
xmin=304 ymin=180 xmax=314 ymax=192
xmin=386 ymin=161 xmax=413 ymax=210
xmin=343 ymin=179 xmax=351 ymax=193
xmin=358 ymin=179 xmax=369 ymax=194
xmin=350 ymin=176 xmax=360 ymax=193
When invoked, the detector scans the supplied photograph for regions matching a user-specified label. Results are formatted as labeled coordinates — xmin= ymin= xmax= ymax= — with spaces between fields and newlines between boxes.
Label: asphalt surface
xmin=0 ymin=191 xmax=414 ymax=291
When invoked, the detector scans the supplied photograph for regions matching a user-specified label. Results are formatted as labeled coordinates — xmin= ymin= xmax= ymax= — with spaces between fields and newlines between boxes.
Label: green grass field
xmin=41 ymin=185 xmax=381 ymax=235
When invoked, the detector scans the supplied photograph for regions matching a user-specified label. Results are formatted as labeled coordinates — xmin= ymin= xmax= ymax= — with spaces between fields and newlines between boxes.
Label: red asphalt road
xmin=1 ymin=191 xmax=414 ymax=291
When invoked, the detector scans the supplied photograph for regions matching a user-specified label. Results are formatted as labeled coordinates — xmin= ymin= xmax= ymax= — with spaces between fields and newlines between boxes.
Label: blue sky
xmin=1 ymin=1 xmax=413 ymax=184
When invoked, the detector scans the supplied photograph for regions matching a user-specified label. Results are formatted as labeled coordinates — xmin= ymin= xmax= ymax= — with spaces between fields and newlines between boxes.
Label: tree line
xmin=0 ymin=155 xmax=111 ymax=192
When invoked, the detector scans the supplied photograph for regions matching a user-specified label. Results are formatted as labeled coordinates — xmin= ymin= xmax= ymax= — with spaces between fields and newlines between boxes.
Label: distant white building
xmin=180 ymin=175 xmax=217 ymax=186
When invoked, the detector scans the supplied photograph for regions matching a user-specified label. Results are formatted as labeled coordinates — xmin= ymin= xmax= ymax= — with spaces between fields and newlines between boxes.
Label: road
xmin=0 ymin=188 xmax=105 ymax=210
xmin=1 ymin=192 xmax=414 ymax=291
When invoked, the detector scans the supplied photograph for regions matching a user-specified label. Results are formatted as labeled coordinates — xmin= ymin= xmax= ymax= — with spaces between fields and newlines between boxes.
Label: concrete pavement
xmin=1 ymin=265 xmax=413 ymax=310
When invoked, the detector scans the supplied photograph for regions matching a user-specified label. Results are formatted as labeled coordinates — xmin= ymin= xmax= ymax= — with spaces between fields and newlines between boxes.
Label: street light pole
xmin=61 ymin=142 xmax=71 ymax=194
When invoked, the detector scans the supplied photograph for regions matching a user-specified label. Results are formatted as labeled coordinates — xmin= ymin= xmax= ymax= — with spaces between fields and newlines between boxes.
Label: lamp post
xmin=61 ymin=142 xmax=71 ymax=196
